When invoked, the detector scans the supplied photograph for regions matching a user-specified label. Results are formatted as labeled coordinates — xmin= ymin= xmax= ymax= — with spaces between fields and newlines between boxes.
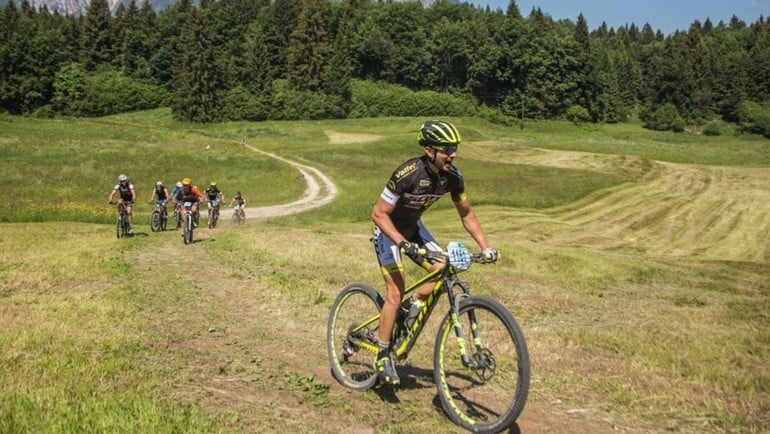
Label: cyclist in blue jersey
xmin=370 ymin=120 xmax=499 ymax=385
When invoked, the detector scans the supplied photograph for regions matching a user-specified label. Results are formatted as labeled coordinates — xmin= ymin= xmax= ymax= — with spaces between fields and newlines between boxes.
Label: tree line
xmin=1 ymin=0 xmax=769 ymax=135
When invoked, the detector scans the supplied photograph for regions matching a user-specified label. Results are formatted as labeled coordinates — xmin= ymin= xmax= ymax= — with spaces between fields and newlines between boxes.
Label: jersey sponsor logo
xmin=419 ymin=179 xmax=431 ymax=187
xmin=438 ymin=177 xmax=448 ymax=188
xmin=394 ymin=162 xmax=418 ymax=179
xmin=403 ymin=192 xmax=442 ymax=209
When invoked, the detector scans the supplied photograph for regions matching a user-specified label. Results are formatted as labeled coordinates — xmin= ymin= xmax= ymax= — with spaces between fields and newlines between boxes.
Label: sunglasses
xmin=434 ymin=145 xmax=458 ymax=155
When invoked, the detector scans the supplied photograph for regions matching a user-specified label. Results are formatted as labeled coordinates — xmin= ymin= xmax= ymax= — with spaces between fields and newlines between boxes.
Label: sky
xmin=473 ymin=0 xmax=770 ymax=35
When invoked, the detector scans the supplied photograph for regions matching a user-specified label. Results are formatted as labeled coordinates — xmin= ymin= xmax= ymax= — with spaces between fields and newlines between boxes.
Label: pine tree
xmin=171 ymin=6 xmax=223 ymax=122
xmin=286 ymin=0 xmax=329 ymax=92
xmin=81 ymin=0 xmax=114 ymax=70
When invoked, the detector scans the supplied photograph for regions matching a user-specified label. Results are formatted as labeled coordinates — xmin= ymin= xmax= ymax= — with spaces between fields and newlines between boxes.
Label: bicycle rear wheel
xmin=434 ymin=295 xmax=530 ymax=433
xmin=327 ymin=283 xmax=383 ymax=391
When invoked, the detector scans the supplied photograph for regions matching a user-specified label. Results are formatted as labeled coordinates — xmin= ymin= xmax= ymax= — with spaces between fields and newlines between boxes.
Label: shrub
xmin=348 ymin=79 xmax=477 ymax=118
xmin=58 ymin=67 xmax=171 ymax=117
xmin=565 ymin=105 xmax=590 ymax=124
xmin=269 ymin=80 xmax=329 ymax=120
xmin=642 ymin=103 xmax=686 ymax=132
xmin=221 ymin=86 xmax=268 ymax=121
xmin=702 ymin=122 xmax=721 ymax=136
xmin=738 ymin=101 xmax=770 ymax=138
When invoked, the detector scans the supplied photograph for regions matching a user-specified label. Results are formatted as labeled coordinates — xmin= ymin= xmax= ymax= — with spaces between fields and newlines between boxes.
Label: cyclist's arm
xmin=108 ymin=188 xmax=115 ymax=202
xmin=454 ymin=198 xmax=490 ymax=251
xmin=371 ymin=197 xmax=407 ymax=245
xmin=130 ymin=186 xmax=136 ymax=202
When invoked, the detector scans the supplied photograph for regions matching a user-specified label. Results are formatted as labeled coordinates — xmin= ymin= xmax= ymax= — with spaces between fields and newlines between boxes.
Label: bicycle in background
xmin=112 ymin=201 xmax=131 ymax=238
xmin=208 ymin=200 xmax=220 ymax=229
xmin=149 ymin=200 xmax=168 ymax=232
xmin=327 ymin=242 xmax=530 ymax=433
xmin=231 ymin=206 xmax=245 ymax=226
xmin=173 ymin=201 xmax=182 ymax=229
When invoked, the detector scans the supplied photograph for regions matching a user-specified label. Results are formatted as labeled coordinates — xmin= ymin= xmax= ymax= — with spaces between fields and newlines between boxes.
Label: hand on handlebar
xmin=399 ymin=240 xmax=421 ymax=262
xmin=480 ymin=248 xmax=499 ymax=264
xmin=108 ymin=200 xmax=115 ymax=205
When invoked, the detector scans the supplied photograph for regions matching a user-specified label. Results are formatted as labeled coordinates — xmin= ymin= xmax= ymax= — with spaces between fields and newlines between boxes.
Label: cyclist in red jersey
xmin=370 ymin=120 xmax=499 ymax=385
xmin=180 ymin=177 xmax=205 ymax=226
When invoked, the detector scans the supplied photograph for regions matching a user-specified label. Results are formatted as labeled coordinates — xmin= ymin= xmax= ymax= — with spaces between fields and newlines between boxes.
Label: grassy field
xmin=0 ymin=111 xmax=768 ymax=433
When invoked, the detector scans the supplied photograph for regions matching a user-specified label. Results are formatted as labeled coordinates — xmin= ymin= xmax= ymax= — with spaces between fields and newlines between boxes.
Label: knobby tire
xmin=150 ymin=210 xmax=161 ymax=232
xmin=327 ymin=283 xmax=384 ymax=391
xmin=433 ymin=295 xmax=530 ymax=433
xmin=183 ymin=213 xmax=193 ymax=244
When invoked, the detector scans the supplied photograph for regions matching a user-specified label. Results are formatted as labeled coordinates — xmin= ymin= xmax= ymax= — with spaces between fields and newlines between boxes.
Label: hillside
xmin=0 ymin=116 xmax=768 ymax=432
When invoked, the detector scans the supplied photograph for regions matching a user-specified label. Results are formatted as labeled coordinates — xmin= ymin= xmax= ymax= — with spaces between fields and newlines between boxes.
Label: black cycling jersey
xmin=379 ymin=155 xmax=466 ymax=235
xmin=205 ymin=186 xmax=220 ymax=200
xmin=154 ymin=186 xmax=168 ymax=200
xmin=114 ymin=182 xmax=135 ymax=201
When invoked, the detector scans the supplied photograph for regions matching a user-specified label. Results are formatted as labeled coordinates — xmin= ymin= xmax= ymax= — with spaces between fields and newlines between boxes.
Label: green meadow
xmin=1 ymin=110 xmax=768 ymax=432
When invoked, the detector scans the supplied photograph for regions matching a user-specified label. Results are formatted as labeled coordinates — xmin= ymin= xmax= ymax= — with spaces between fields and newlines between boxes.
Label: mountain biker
xmin=180 ymin=177 xmax=205 ymax=226
xmin=149 ymin=181 xmax=170 ymax=212
xmin=230 ymin=190 xmax=246 ymax=218
xmin=170 ymin=181 xmax=184 ymax=203
xmin=370 ymin=120 xmax=499 ymax=386
xmin=108 ymin=174 xmax=137 ymax=235
xmin=204 ymin=182 xmax=224 ymax=216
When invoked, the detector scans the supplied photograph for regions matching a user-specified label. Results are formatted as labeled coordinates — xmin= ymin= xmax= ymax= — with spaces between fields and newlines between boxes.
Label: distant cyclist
xmin=230 ymin=190 xmax=246 ymax=218
xmin=148 ymin=181 xmax=170 ymax=212
xmin=180 ymin=177 xmax=205 ymax=226
xmin=170 ymin=181 xmax=184 ymax=203
xmin=108 ymin=174 xmax=137 ymax=235
xmin=204 ymin=182 xmax=224 ymax=215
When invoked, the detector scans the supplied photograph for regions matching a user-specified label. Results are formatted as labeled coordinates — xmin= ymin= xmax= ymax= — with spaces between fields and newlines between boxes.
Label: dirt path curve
xmin=221 ymin=144 xmax=338 ymax=219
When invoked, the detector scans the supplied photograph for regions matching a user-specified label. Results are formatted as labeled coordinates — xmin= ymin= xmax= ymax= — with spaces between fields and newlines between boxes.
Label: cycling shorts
xmin=372 ymin=221 xmax=441 ymax=275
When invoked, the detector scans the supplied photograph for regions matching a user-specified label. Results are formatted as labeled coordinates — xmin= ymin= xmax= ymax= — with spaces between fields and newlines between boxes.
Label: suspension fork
xmin=445 ymin=278 xmax=481 ymax=369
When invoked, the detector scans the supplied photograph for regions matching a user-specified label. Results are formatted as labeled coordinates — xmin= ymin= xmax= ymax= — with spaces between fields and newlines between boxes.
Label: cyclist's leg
xmin=412 ymin=221 xmax=444 ymax=299
xmin=125 ymin=202 xmax=134 ymax=233
xmin=373 ymin=228 xmax=406 ymax=384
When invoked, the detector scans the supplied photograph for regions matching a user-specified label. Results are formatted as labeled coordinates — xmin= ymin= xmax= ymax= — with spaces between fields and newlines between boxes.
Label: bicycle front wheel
xmin=116 ymin=215 xmax=123 ymax=239
xmin=327 ymin=283 xmax=384 ymax=391
xmin=434 ymin=295 xmax=530 ymax=433
xmin=183 ymin=213 xmax=193 ymax=244
xmin=150 ymin=210 xmax=161 ymax=232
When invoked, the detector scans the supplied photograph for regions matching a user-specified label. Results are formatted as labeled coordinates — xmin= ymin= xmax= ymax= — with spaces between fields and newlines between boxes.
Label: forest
xmin=1 ymin=0 xmax=769 ymax=135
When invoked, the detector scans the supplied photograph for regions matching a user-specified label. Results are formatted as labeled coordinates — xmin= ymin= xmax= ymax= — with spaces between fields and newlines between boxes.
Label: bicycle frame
xmin=349 ymin=262 xmax=474 ymax=364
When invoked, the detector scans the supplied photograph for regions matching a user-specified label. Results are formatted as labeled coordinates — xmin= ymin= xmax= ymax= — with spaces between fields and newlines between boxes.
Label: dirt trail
xmin=220 ymin=144 xmax=338 ymax=220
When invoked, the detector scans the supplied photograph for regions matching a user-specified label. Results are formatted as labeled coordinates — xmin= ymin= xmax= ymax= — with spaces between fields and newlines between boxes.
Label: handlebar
xmin=402 ymin=242 xmax=497 ymax=271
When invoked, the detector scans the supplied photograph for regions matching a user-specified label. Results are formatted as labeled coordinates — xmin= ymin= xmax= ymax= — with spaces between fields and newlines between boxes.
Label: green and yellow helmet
xmin=417 ymin=120 xmax=461 ymax=148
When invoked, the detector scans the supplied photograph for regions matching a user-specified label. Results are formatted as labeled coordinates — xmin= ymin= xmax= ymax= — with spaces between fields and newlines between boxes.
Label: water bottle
xmin=403 ymin=296 xmax=424 ymax=333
